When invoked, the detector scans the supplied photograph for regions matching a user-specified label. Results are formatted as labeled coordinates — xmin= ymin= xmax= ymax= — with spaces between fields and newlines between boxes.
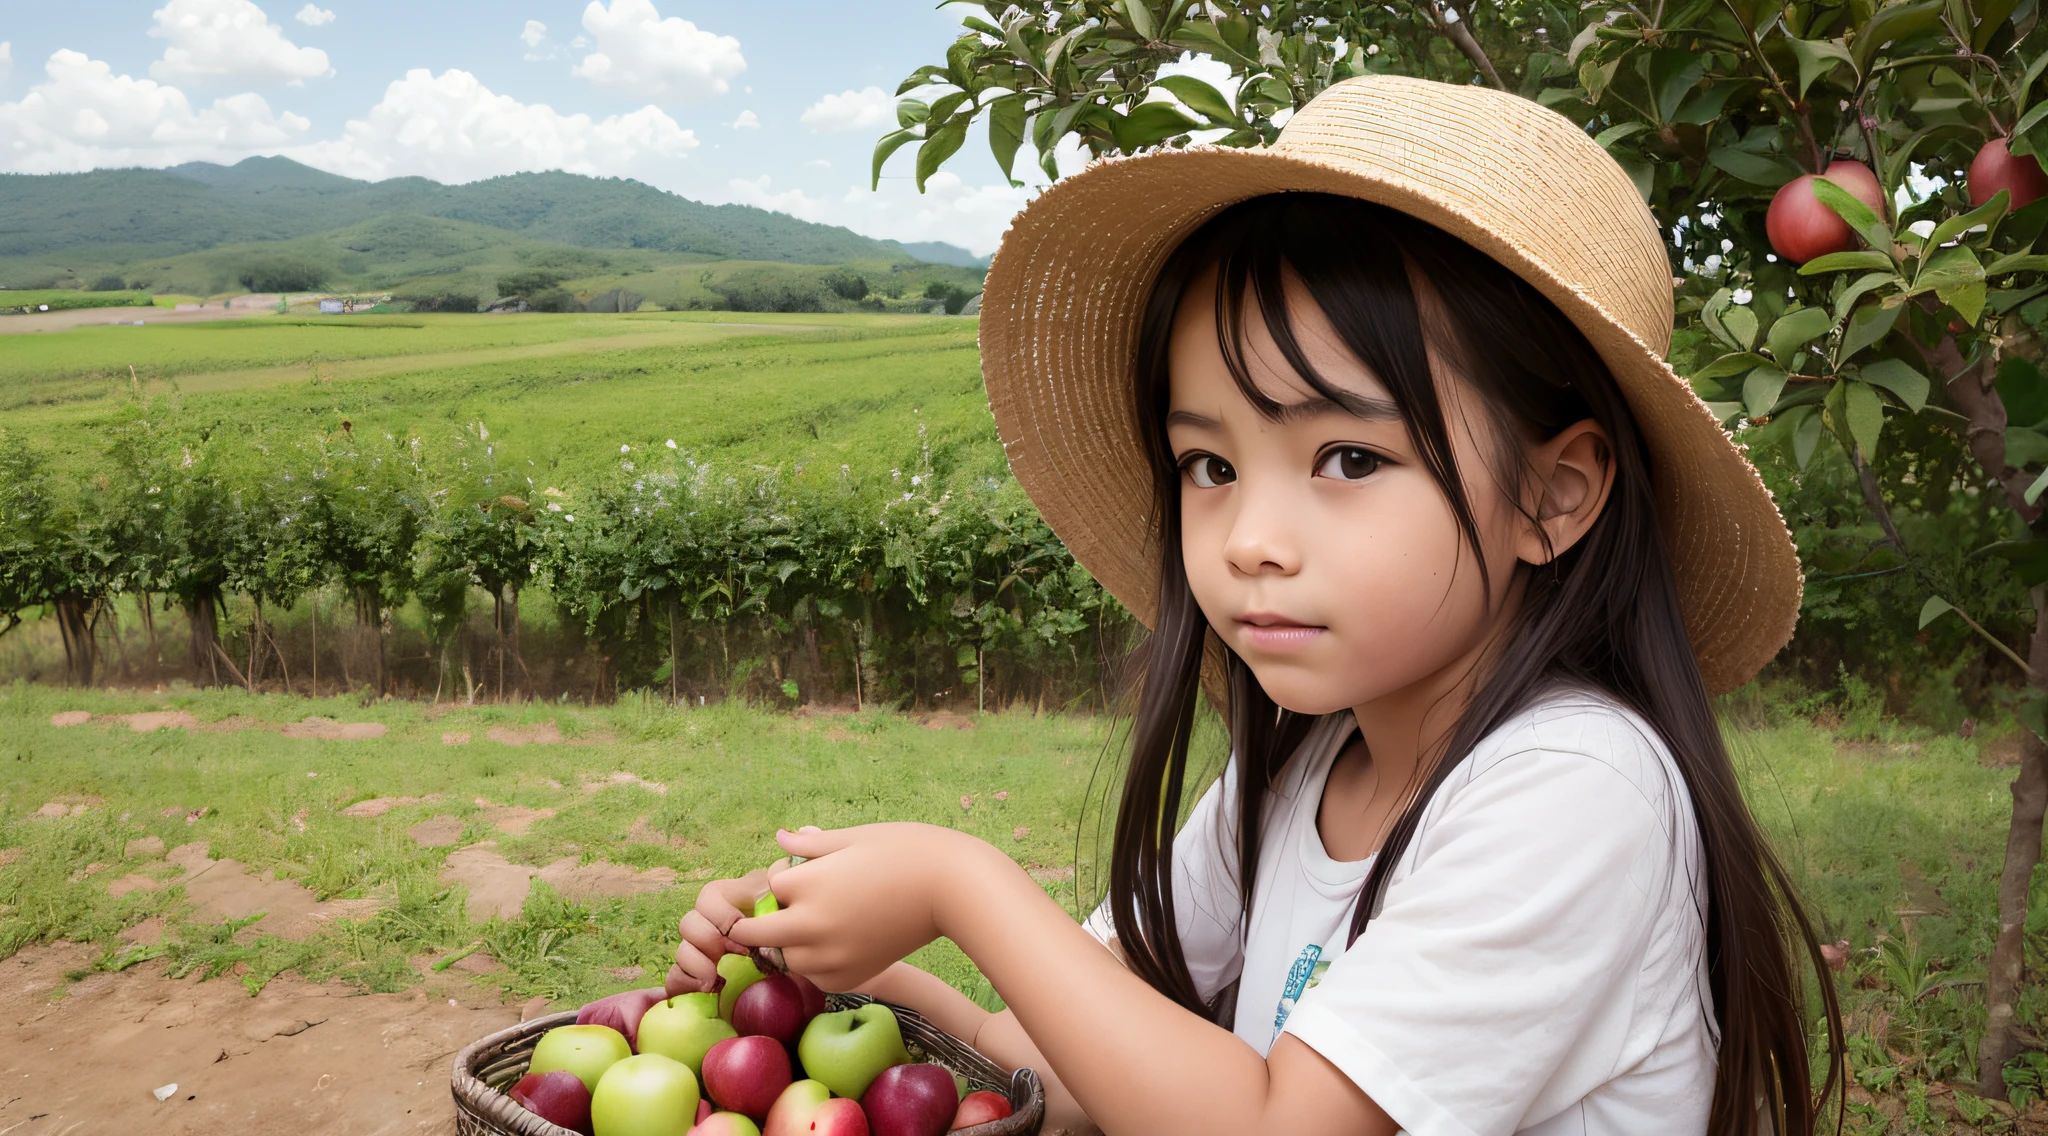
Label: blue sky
xmin=0 ymin=0 xmax=1045 ymax=253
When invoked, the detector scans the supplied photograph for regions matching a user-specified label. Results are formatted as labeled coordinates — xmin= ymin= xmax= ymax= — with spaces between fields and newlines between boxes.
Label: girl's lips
xmin=1236 ymin=617 xmax=1327 ymax=651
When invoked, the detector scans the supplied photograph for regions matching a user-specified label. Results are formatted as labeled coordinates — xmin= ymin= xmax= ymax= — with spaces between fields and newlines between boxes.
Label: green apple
xmin=590 ymin=1053 xmax=700 ymax=1136
xmin=717 ymin=953 xmax=766 ymax=1022
xmin=530 ymin=1023 xmax=633 ymax=1093
xmin=638 ymin=992 xmax=738 ymax=1079
xmin=754 ymin=892 xmax=779 ymax=917
xmin=797 ymin=1004 xmax=910 ymax=1100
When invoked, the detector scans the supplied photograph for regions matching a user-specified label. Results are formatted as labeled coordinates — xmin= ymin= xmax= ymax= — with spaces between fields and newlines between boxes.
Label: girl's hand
xmin=665 ymin=857 xmax=794 ymax=998
xmin=725 ymin=822 xmax=985 ymax=992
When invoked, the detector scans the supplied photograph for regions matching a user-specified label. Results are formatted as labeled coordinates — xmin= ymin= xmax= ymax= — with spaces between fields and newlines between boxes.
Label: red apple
xmin=699 ymin=1099 xmax=715 ymax=1124
xmin=861 ymin=1064 xmax=958 ymax=1136
xmin=812 ymin=1099 xmax=869 ymax=1135
xmin=702 ymin=1035 xmax=794 ymax=1121
xmin=511 ymin=1069 xmax=594 ymax=1135
xmin=734 ymin=975 xmax=825 ymax=1050
xmin=580 ymin=988 xmax=668 ymax=1051
xmin=1969 ymin=136 xmax=2048 ymax=210
xmin=765 ymin=1080 xmax=871 ymax=1136
xmin=1766 ymin=160 xmax=1887 ymax=264
xmin=949 ymin=1091 xmax=1012 ymax=1131
xmin=788 ymin=974 xmax=828 ymax=1023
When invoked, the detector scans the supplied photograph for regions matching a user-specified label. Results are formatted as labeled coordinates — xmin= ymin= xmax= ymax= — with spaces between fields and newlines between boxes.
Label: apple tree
xmin=890 ymin=0 xmax=2048 ymax=1102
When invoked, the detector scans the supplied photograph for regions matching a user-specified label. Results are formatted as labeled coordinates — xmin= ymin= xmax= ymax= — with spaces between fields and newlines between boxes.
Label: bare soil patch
xmin=49 ymin=710 xmax=91 ymax=727
xmin=441 ymin=732 xmax=471 ymax=746
xmin=167 ymin=842 xmax=382 ymax=940
xmin=407 ymin=816 xmax=466 ymax=849
xmin=582 ymin=771 xmax=668 ymax=795
xmin=0 ymin=941 xmax=518 ymax=1135
xmin=284 ymin=718 xmax=389 ymax=741
xmin=127 ymin=835 xmax=167 ymax=859
xmin=438 ymin=844 xmax=678 ymax=921
xmin=341 ymin=794 xmax=446 ymax=819
xmin=485 ymin=722 xmax=562 ymax=746
xmin=472 ymin=798 xmax=556 ymax=836
xmin=537 ymin=858 xmax=677 ymax=904
xmin=920 ymin=711 xmax=977 ymax=731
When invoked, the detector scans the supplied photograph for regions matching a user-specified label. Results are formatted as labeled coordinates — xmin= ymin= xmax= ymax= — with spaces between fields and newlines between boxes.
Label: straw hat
xmin=979 ymin=74 xmax=1800 ymax=696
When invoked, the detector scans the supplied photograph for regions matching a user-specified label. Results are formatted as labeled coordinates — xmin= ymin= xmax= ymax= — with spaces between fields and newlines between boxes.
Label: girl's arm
xmin=854 ymin=962 xmax=1101 ymax=1135
xmin=731 ymin=824 xmax=1398 ymax=1136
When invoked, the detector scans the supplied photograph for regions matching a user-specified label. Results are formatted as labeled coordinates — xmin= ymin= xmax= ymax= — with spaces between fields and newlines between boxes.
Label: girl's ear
xmin=1516 ymin=419 xmax=1615 ymax=566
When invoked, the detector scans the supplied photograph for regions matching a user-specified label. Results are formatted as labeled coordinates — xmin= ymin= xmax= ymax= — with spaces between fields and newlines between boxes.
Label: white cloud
xmin=570 ymin=0 xmax=743 ymax=104
xmin=806 ymin=158 xmax=830 ymax=169
xmin=0 ymin=42 xmax=11 ymax=82
xmin=287 ymin=67 xmax=696 ymax=183
xmin=0 ymin=48 xmax=309 ymax=173
xmin=721 ymin=170 xmax=1033 ymax=257
xmin=150 ymin=0 xmax=333 ymax=86
xmin=294 ymin=4 xmax=335 ymax=26
xmin=521 ymin=20 xmax=547 ymax=48
xmin=731 ymin=109 xmax=758 ymax=129
xmin=801 ymin=86 xmax=893 ymax=132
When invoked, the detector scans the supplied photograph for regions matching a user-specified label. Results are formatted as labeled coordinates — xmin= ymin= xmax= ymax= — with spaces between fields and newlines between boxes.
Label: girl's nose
xmin=1222 ymin=483 xmax=1303 ymax=578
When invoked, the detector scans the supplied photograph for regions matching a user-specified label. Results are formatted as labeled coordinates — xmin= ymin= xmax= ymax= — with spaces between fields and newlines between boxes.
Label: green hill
xmin=0 ymin=156 xmax=911 ymax=269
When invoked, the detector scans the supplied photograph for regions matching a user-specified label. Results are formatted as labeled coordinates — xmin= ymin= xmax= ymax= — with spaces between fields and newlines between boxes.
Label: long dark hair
xmin=1102 ymin=193 xmax=1845 ymax=1134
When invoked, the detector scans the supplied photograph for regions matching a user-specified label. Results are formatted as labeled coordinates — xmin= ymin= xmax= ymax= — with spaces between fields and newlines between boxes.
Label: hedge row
xmin=0 ymin=411 xmax=1134 ymax=708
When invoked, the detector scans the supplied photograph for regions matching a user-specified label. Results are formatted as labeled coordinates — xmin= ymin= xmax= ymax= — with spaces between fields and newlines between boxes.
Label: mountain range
xmin=0 ymin=157 xmax=984 ymax=271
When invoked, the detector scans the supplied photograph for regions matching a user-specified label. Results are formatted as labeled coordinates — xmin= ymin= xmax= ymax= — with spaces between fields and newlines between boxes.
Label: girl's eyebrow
xmin=1166 ymin=393 xmax=1401 ymax=430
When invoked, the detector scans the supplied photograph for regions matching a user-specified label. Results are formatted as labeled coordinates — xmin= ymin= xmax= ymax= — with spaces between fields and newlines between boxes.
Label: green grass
xmin=1 ymin=289 xmax=154 ymax=311
xmin=4 ymin=311 xmax=997 ymax=482
xmin=0 ymin=683 xmax=1105 ymax=1009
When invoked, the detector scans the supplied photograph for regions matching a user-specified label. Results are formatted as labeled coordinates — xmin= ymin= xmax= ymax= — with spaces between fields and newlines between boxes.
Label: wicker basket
xmin=452 ymin=992 xmax=1045 ymax=1136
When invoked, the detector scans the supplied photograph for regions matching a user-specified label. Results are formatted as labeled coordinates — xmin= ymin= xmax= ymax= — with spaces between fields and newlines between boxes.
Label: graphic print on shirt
xmin=1271 ymin=945 xmax=1332 ymax=1043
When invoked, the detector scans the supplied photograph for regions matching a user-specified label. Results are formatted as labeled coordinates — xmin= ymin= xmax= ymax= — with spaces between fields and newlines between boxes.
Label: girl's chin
xmin=1238 ymin=659 xmax=1367 ymax=718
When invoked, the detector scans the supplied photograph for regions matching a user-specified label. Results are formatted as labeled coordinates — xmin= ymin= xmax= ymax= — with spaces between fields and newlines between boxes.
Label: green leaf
xmin=1744 ymin=366 xmax=1791 ymax=418
xmin=1974 ymin=0 xmax=2020 ymax=50
xmin=1112 ymin=101 xmax=1199 ymax=150
xmin=2007 ymin=426 xmax=2048 ymax=467
xmin=1789 ymin=404 xmax=1826 ymax=468
xmin=1834 ymin=271 xmax=1904 ymax=320
xmin=871 ymin=128 xmax=920 ymax=190
xmin=1918 ymin=596 xmax=1956 ymax=628
xmin=1844 ymin=379 xmax=1885 ymax=458
xmin=1798 ymin=250 xmax=1897 ymax=275
xmin=1786 ymin=38 xmax=1855 ymax=99
xmin=1852 ymin=0 xmax=1942 ymax=72
xmin=1567 ymin=20 xmax=1604 ymax=65
xmin=1840 ymin=302 xmax=1902 ymax=361
xmin=1701 ymin=287 xmax=1737 ymax=347
xmin=2013 ymin=99 xmax=2048 ymax=143
xmin=1987 ymin=251 xmax=2048 ymax=274
xmin=1917 ymin=244 xmax=1988 ymax=323
xmin=1153 ymin=75 xmax=1237 ymax=124
xmin=1691 ymin=351 xmax=1771 ymax=382
xmin=1704 ymin=400 xmax=1747 ymax=424
xmin=2028 ymin=466 xmax=2048 ymax=506
xmin=1813 ymin=177 xmax=1894 ymax=250
xmin=1672 ymin=83 xmax=1739 ymax=126
xmin=1123 ymin=0 xmax=1158 ymax=40
xmin=1858 ymin=358 xmax=1930 ymax=410
xmin=1723 ymin=304 xmax=1759 ymax=351
xmin=914 ymin=117 xmax=969 ymax=191
xmin=1709 ymin=146 xmax=1801 ymax=185
xmin=897 ymin=99 xmax=930 ymax=130
xmin=1593 ymin=122 xmax=1650 ymax=149
xmin=1981 ymin=539 xmax=2048 ymax=586
xmin=1925 ymin=190 xmax=2011 ymax=251
xmin=1766 ymin=305 xmax=1835 ymax=363
xmin=1648 ymin=49 xmax=1707 ymax=122
xmin=987 ymin=95 xmax=1027 ymax=182
xmin=2019 ymin=51 xmax=2048 ymax=119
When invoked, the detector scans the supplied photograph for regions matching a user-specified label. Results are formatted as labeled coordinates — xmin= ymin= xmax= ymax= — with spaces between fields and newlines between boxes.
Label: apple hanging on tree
xmin=1968 ymin=137 xmax=2048 ymax=210
xmin=1765 ymin=159 xmax=1888 ymax=264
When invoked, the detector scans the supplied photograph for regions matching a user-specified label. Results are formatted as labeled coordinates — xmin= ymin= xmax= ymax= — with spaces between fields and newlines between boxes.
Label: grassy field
xmin=0 ymin=678 xmax=2038 ymax=1130
xmin=3 ymin=310 xmax=997 ymax=482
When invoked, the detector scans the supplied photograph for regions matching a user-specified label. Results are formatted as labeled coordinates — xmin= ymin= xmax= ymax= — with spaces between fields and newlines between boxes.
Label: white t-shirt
xmin=1084 ymin=688 xmax=1718 ymax=1136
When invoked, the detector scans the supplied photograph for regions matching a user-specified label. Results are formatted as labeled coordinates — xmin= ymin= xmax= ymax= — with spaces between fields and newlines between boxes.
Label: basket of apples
xmin=451 ymin=952 xmax=1042 ymax=1136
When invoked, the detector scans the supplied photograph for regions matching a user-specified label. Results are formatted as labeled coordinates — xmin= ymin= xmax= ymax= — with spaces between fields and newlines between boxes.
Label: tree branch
xmin=1907 ymin=303 xmax=2042 ymax=522
xmin=1851 ymin=450 xmax=1909 ymax=553
xmin=1423 ymin=1 xmax=1506 ymax=89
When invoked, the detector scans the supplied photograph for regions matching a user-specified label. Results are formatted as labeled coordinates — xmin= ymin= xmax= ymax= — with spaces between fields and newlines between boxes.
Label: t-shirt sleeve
xmin=1279 ymin=743 xmax=1678 ymax=1136
xmin=1082 ymin=759 xmax=1248 ymax=1003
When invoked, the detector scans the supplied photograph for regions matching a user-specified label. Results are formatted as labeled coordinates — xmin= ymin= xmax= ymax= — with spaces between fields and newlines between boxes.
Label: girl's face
xmin=1166 ymin=268 xmax=1608 ymax=719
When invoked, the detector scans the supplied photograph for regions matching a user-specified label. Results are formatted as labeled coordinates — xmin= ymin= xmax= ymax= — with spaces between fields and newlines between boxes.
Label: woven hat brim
xmin=979 ymin=145 xmax=1801 ymax=697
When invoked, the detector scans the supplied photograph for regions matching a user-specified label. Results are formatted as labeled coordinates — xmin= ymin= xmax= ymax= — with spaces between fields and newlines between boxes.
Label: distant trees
xmin=237 ymin=256 xmax=329 ymax=292
xmin=88 ymin=274 xmax=128 ymax=292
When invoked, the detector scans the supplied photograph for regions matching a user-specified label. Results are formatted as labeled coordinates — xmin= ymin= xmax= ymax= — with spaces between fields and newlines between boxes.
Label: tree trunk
xmin=52 ymin=593 xmax=96 ymax=686
xmin=138 ymin=591 xmax=161 ymax=683
xmin=1982 ymin=587 xmax=2048 ymax=1098
xmin=1919 ymin=320 xmax=2048 ymax=1099
xmin=185 ymin=587 xmax=222 ymax=686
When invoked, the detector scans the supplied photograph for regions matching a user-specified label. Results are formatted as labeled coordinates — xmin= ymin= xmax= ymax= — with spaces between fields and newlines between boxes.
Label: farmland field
xmin=2 ymin=310 xmax=997 ymax=481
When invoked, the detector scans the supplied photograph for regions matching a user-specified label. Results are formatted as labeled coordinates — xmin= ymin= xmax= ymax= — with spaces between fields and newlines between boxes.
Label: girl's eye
xmin=1316 ymin=446 xmax=1382 ymax=481
xmin=1183 ymin=454 xmax=1236 ymax=488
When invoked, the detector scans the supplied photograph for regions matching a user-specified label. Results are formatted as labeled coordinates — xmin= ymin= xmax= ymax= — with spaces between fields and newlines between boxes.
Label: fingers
xmin=695 ymin=871 xmax=768 ymax=936
xmin=774 ymin=825 xmax=844 ymax=859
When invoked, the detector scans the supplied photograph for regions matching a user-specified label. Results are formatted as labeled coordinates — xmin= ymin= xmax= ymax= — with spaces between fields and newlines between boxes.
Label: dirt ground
xmin=0 ymin=941 xmax=525 ymax=1136
xmin=0 ymin=297 xmax=287 ymax=335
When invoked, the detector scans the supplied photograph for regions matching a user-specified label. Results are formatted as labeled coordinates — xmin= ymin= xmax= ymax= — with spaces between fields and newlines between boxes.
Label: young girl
xmin=667 ymin=76 xmax=1845 ymax=1135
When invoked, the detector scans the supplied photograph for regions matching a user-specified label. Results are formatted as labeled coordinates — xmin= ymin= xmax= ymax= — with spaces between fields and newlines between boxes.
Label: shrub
xmin=88 ymin=274 xmax=128 ymax=292
xmin=822 ymin=270 xmax=869 ymax=302
xmin=494 ymin=270 xmax=565 ymax=298
xmin=237 ymin=257 xmax=329 ymax=292
xmin=923 ymin=281 xmax=978 ymax=315
xmin=398 ymin=291 xmax=480 ymax=313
